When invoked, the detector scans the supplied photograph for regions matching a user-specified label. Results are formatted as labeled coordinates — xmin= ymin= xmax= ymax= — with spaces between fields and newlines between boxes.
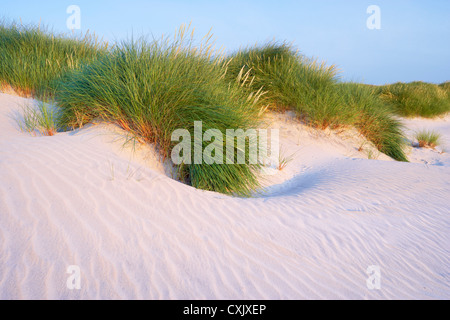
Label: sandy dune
xmin=0 ymin=92 xmax=449 ymax=299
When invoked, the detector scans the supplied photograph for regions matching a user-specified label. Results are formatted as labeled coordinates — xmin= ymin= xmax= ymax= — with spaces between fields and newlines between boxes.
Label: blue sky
xmin=2 ymin=0 xmax=449 ymax=85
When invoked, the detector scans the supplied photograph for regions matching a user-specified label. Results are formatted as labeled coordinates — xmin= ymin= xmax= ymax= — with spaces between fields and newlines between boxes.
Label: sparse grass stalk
xmin=277 ymin=148 xmax=295 ymax=171
xmin=17 ymin=104 xmax=39 ymax=135
xmin=36 ymin=100 xmax=60 ymax=136
xmin=17 ymin=100 xmax=60 ymax=136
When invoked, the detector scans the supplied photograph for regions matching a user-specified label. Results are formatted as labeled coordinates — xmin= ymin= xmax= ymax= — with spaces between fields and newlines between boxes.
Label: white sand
xmin=0 ymin=92 xmax=449 ymax=299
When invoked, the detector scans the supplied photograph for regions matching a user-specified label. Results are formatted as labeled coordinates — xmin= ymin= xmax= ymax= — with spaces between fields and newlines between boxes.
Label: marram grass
xmin=227 ymin=43 xmax=408 ymax=161
xmin=414 ymin=130 xmax=442 ymax=149
xmin=338 ymin=83 xmax=408 ymax=162
xmin=1 ymin=22 xmax=417 ymax=194
xmin=0 ymin=20 xmax=108 ymax=98
xmin=16 ymin=99 xmax=60 ymax=136
xmin=378 ymin=81 xmax=450 ymax=118
xmin=53 ymin=26 xmax=265 ymax=196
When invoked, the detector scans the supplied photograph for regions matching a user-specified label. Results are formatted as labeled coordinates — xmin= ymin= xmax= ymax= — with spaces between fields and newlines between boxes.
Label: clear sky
xmin=2 ymin=0 xmax=449 ymax=85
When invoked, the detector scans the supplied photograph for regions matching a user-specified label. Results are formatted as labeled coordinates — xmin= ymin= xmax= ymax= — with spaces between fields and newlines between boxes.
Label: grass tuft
xmin=414 ymin=130 xmax=442 ymax=149
xmin=16 ymin=99 xmax=60 ymax=136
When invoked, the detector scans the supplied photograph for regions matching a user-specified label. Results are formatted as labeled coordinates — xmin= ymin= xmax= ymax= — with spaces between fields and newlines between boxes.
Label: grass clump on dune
xmin=378 ymin=81 xmax=450 ymax=118
xmin=0 ymin=20 xmax=108 ymax=98
xmin=338 ymin=83 xmax=407 ymax=161
xmin=53 ymin=25 xmax=264 ymax=196
xmin=226 ymin=43 xmax=350 ymax=129
xmin=414 ymin=130 xmax=442 ymax=149
xmin=16 ymin=100 xmax=60 ymax=136
xmin=227 ymin=43 xmax=408 ymax=161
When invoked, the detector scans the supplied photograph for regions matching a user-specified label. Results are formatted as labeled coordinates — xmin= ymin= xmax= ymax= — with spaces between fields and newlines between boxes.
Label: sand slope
xmin=0 ymin=93 xmax=449 ymax=299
